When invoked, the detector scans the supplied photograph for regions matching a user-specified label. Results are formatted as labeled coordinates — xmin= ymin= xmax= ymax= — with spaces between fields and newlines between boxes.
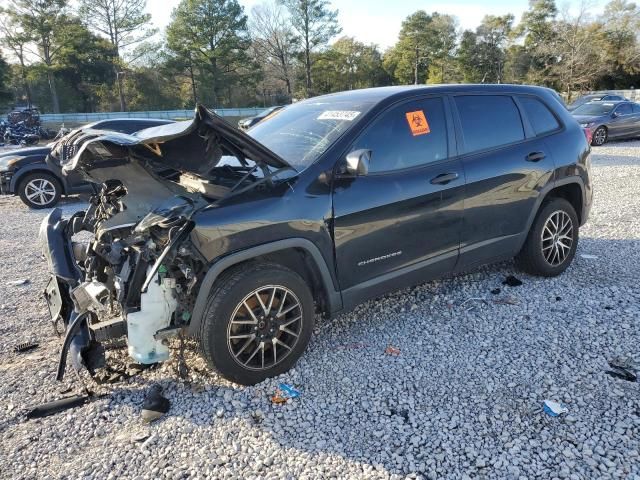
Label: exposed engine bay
xmin=41 ymin=105 xmax=294 ymax=379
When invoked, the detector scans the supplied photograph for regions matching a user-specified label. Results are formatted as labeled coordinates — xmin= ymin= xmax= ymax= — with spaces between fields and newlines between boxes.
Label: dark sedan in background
xmin=237 ymin=105 xmax=284 ymax=130
xmin=567 ymin=93 xmax=628 ymax=111
xmin=0 ymin=118 xmax=173 ymax=208
xmin=572 ymin=100 xmax=640 ymax=146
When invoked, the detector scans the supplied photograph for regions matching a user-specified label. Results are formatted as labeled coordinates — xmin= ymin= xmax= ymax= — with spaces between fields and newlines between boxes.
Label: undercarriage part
xmin=83 ymin=342 xmax=106 ymax=372
xmin=56 ymin=312 xmax=88 ymax=381
xmin=71 ymin=281 xmax=109 ymax=314
xmin=89 ymin=317 xmax=127 ymax=342
xmin=71 ymin=242 xmax=88 ymax=263
xmin=141 ymin=221 xmax=193 ymax=293
xmin=125 ymin=258 xmax=150 ymax=308
xmin=127 ymin=271 xmax=177 ymax=364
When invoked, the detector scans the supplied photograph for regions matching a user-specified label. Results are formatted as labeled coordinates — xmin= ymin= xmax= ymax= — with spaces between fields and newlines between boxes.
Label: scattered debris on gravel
xmin=0 ymin=142 xmax=639 ymax=478
xmin=13 ymin=341 xmax=39 ymax=354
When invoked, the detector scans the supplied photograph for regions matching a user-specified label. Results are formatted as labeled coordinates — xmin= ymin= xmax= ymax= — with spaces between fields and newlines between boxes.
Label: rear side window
xmin=352 ymin=97 xmax=448 ymax=173
xmin=454 ymin=95 xmax=524 ymax=153
xmin=519 ymin=96 xmax=561 ymax=136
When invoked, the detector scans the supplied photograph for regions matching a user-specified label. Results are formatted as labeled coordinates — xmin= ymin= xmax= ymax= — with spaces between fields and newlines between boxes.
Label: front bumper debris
xmin=0 ymin=171 xmax=12 ymax=194
xmin=40 ymin=209 xmax=93 ymax=380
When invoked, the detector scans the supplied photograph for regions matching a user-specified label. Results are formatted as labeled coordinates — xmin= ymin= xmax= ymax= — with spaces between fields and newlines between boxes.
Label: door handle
xmin=430 ymin=172 xmax=459 ymax=185
xmin=526 ymin=152 xmax=546 ymax=162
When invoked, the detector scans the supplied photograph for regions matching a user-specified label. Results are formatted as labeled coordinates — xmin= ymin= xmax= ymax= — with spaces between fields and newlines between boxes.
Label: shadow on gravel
xmin=81 ymin=234 xmax=640 ymax=477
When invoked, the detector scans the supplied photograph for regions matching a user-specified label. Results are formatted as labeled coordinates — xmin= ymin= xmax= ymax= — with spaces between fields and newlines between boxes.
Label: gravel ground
xmin=0 ymin=141 xmax=639 ymax=479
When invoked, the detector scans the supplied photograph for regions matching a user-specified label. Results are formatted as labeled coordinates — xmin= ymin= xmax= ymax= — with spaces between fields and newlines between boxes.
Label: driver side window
xmin=616 ymin=104 xmax=632 ymax=115
xmin=352 ymin=97 xmax=448 ymax=173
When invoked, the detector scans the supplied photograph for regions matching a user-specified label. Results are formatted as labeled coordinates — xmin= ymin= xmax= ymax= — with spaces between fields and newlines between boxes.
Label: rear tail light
xmin=583 ymin=127 xmax=592 ymax=145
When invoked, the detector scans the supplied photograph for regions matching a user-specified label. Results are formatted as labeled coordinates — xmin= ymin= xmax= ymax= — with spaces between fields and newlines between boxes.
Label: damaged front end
xmin=41 ymin=105 xmax=294 ymax=380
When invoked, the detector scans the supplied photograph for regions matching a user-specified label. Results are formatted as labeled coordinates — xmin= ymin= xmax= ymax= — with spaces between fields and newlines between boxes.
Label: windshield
xmin=572 ymin=103 xmax=615 ymax=116
xmin=570 ymin=96 xmax=599 ymax=107
xmin=258 ymin=106 xmax=279 ymax=117
xmin=247 ymin=99 xmax=376 ymax=170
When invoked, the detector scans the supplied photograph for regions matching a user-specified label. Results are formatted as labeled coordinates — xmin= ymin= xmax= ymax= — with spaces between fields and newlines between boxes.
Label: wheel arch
xmin=546 ymin=182 xmax=584 ymax=224
xmin=187 ymin=238 xmax=342 ymax=337
xmin=516 ymin=177 xmax=586 ymax=253
xmin=10 ymin=165 xmax=68 ymax=194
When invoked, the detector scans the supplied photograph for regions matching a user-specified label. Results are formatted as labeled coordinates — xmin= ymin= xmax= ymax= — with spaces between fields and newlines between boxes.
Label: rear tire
xmin=199 ymin=262 xmax=314 ymax=385
xmin=515 ymin=197 xmax=579 ymax=277
xmin=18 ymin=172 xmax=62 ymax=209
xmin=591 ymin=126 xmax=607 ymax=146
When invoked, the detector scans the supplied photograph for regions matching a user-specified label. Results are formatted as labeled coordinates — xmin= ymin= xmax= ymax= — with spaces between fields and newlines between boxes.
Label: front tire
xmin=18 ymin=172 xmax=62 ymax=209
xmin=199 ymin=262 xmax=314 ymax=385
xmin=592 ymin=126 xmax=607 ymax=146
xmin=515 ymin=197 xmax=579 ymax=277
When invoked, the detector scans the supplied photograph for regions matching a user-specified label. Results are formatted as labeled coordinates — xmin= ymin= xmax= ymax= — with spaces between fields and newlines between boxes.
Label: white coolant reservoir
xmin=127 ymin=271 xmax=177 ymax=364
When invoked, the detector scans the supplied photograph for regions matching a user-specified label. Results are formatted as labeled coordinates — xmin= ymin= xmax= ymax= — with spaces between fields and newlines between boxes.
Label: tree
xmin=519 ymin=0 xmax=558 ymax=49
xmin=0 ymin=12 xmax=34 ymax=107
xmin=312 ymin=36 xmax=388 ymax=93
xmin=4 ymin=0 xmax=70 ymax=113
xmin=383 ymin=11 xmax=457 ymax=85
xmin=280 ymin=0 xmax=341 ymax=96
xmin=384 ymin=11 xmax=434 ymax=85
xmin=0 ymin=52 xmax=11 ymax=107
xmin=476 ymin=15 xmax=514 ymax=83
xmin=426 ymin=13 xmax=458 ymax=83
xmin=600 ymin=0 xmax=640 ymax=86
xmin=515 ymin=0 xmax=558 ymax=83
xmin=167 ymin=0 xmax=253 ymax=108
xmin=250 ymin=2 xmax=296 ymax=97
xmin=78 ymin=0 xmax=156 ymax=111
xmin=455 ymin=30 xmax=483 ymax=82
xmin=547 ymin=3 xmax=607 ymax=100
xmin=53 ymin=17 xmax=118 ymax=112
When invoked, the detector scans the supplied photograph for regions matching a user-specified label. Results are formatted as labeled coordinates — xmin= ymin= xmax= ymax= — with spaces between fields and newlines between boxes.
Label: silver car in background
xmin=571 ymin=100 xmax=640 ymax=146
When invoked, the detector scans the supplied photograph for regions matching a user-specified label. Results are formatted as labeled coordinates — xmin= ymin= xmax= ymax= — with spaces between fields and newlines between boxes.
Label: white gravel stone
xmin=0 ymin=141 xmax=639 ymax=479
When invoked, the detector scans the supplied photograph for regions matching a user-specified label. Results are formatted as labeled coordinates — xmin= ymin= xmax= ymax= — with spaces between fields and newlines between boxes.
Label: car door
xmin=631 ymin=104 xmax=640 ymax=138
xmin=611 ymin=103 xmax=633 ymax=137
xmin=609 ymin=103 xmax=635 ymax=138
xmin=332 ymin=96 xmax=464 ymax=304
xmin=452 ymin=94 xmax=557 ymax=269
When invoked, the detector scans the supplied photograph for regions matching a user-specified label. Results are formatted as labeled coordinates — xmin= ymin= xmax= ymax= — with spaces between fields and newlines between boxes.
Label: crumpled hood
xmin=48 ymin=105 xmax=293 ymax=178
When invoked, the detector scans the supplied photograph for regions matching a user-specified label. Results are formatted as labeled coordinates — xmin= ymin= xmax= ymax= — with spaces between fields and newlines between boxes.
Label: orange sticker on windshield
xmin=405 ymin=110 xmax=430 ymax=136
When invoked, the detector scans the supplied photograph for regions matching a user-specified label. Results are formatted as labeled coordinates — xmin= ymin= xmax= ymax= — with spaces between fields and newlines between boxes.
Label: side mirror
xmin=344 ymin=149 xmax=371 ymax=176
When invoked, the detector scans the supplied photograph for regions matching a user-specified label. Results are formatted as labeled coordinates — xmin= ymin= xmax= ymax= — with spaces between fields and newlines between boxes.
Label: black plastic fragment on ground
xmin=491 ymin=288 xmax=501 ymax=295
xmin=502 ymin=275 xmax=523 ymax=287
xmin=142 ymin=385 xmax=171 ymax=422
xmin=14 ymin=342 xmax=39 ymax=353
xmin=27 ymin=394 xmax=90 ymax=419
xmin=605 ymin=359 xmax=637 ymax=383
xmin=606 ymin=367 xmax=637 ymax=382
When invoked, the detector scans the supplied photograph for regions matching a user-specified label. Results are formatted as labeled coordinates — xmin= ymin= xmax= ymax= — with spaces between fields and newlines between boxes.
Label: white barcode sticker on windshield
xmin=317 ymin=110 xmax=361 ymax=121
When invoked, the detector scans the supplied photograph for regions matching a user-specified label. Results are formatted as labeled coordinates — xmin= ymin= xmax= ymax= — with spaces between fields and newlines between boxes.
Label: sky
xmin=148 ymin=0 xmax=534 ymax=50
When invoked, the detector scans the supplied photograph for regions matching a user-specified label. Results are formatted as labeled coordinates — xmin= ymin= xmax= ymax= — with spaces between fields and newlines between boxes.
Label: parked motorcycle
xmin=3 ymin=122 xmax=40 ymax=146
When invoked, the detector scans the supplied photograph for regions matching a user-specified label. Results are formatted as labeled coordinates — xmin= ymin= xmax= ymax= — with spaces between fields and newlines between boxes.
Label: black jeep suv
xmin=41 ymin=85 xmax=592 ymax=385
